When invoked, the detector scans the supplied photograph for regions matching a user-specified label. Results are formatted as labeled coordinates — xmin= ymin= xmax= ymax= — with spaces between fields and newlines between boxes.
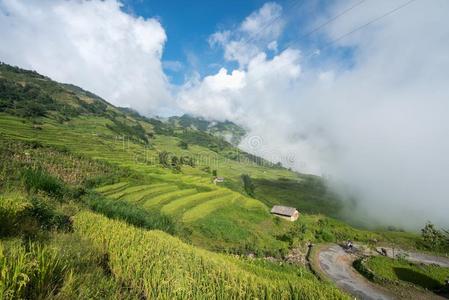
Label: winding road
xmin=316 ymin=244 xmax=449 ymax=300
xmin=318 ymin=244 xmax=393 ymax=300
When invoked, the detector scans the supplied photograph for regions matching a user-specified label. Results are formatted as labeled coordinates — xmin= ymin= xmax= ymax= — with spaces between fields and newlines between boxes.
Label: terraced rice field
xmin=182 ymin=194 xmax=239 ymax=222
xmin=96 ymin=181 xmax=242 ymax=223
xmin=95 ymin=180 xmax=287 ymax=253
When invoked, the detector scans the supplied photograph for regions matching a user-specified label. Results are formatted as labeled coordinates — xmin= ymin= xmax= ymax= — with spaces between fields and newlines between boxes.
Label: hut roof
xmin=270 ymin=205 xmax=297 ymax=217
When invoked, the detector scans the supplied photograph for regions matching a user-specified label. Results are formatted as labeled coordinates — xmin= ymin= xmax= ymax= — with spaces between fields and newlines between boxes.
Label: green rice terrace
xmin=1 ymin=63 xmax=448 ymax=299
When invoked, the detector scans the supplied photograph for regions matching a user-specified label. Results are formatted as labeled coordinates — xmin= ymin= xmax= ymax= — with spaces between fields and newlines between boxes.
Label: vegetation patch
xmin=182 ymin=194 xmax=238 ymax=223
xmin=0 ymin=240 xmax=67 ymax=299
xmin=73 ymin=211 xmax=348 ymax=299
xmin=83 ymin=193 xmax=175 ymax=234
xmin=358 ymin=256 xmax=449 ymax=291
xmin=22 ymin=167 xmax=66 ymax=199
xmin=161 ymin=189 xmax=230 ymax=216
xmin=253 ymin=177 xmax=343 ymax=218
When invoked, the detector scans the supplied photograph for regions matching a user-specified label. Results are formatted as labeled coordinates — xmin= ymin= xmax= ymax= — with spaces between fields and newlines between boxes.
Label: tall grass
xmin=22 ymin=167 xmax=65 ymax=198
xmin=73 ymin=211 xmax=349 ymax=299
xmin=84 ymin=193 xmax=175 ymax=234
xmin=0 ymin=195 xmax=30 ymax=237
xmin=0 ymin=240 xmax=66 ymax=299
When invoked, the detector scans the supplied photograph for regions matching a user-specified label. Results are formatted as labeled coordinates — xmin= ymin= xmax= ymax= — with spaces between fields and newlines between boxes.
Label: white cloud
xmin=163 ymin=60 xmax=184 ymax=72
xmin=240 ymin=2 xmax=284 ymax=41
xmin=209 ymin=2 xmax=285 ymax=66
xmin=209 ymin=30 xmax=231 ymax=47
xmin=0 ymin=0 xmax=171 ymax=115
xmin=267 ymin=41 xmax=278 ymax=52
xmin=179 ymin=0 xmax=449 ymax=229
xmin=177 ymin=68 xmax=246 ymax=120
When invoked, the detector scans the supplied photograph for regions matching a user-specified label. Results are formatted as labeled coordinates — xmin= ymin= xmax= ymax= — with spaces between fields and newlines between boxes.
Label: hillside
xmin=0 ymin=63 xmax=429 ymax=299
xmin=169 ymin=114 xmax=246 ymax=145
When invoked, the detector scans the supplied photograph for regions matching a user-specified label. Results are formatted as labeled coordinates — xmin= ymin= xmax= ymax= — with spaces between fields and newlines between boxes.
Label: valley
xmin=1 ymin=63 xmax=448 ymax=299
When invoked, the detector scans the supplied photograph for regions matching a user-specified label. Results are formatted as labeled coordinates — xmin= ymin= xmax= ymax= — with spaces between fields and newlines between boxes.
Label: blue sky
xmin=122 ymin=0 xmax=273 ymax=82
xmin=120 ymin=0 xmax=353 ymax=84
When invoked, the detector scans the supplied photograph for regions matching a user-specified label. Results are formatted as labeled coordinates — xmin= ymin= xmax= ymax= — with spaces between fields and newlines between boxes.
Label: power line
xmin=292 ymin=0 xmax=367 ymax=44
xmin=221 ymin=0 xmax=365 ymax=64
xmin=318 ymin=0 xmax=417 ymax=54
xmin=249 ymin=0 xmax=418 ymax=83
xmin=241 ymin=0 xmax=367 ymax=57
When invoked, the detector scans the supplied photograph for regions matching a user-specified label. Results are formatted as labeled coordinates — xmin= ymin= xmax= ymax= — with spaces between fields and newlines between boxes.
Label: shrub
xmin=158 ymin=151 xmax=170 ymax=168
xmin=0 ymin=195 xmax=30 ymax=237
xmin=178 ymin=140 xmax=188 ymax=149
xmin=27 ymin=197 xmax=72 ymax=231
xmin=171 ymin=156 xmax=181 ymax=172
xmin=22 ymin=167 xmax=65 ymax=199
xmin=421 ymin=222 xmax=448 ymax=251
xmin=315 ymin=229 xmax=335 ymax=242
xmin=83 ymin=193 xmax=175 ymax=234
xmin=180 ymin=156 xmax=195 ymax=167
xmin=241 ymin=174 xmax=255 ymax=197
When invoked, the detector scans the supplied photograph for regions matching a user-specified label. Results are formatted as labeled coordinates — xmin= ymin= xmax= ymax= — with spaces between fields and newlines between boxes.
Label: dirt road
xmin=378 ymin=247 xmax=449 ymax=267
xmin=317 ymin=244 xmax=394 ymax=300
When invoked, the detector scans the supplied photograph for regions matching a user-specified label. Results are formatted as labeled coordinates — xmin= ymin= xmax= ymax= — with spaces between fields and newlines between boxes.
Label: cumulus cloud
xmin=209 ymin=2 xmax=285 ymax=66
xmin=179 ymin=0 xmax=449 ymax=229
xmin=0 ymin=0 xmax=171 ymax=114
xmin=240 ymin=2 xmax=284 ymax=41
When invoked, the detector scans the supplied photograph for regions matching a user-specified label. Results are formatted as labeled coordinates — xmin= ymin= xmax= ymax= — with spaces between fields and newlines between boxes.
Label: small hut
xmin=213 ymin=177 xmax=224 ymax=185
xmin=270 ymin=205 xmax=299 ymax=221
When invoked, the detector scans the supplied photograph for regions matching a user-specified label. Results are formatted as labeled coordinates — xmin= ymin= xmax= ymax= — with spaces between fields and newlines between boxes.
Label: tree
xmin=241 ymin=174 xmax=255 ymax=197
xmin=158 ymin=151 xmax=170 ymax=168
xmin=180 ymin=156 xmax=195 ymax=167
xmin=178 ymin=140 xmax=188 ymax=150
xmin=212 ymin=169 xmax=217 ymax=177
xmin=23 ymin=101 xmax=46 ymax=117
xmin=421 ymin=222 xmax=445 ymax=249
xmin=171 ymin=156 xmax=181 ymax=172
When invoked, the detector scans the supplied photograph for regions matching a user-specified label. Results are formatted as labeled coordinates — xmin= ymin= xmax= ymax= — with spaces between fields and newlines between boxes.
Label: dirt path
xmin=378 ymin=247 xmax=449 ymax=267
xmin=318 ymin=244 xmax=394 ymax=300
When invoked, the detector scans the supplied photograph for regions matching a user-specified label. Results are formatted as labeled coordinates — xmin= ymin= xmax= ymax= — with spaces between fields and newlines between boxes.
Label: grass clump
xmin=0 ymin=195 xmax=30 ymax=237
xmin=22 ymin=167 xmax=65 ymax=199
xmin=27 ymin=197 xmax=72 ymax=232
xmin=0 ymin=240 xmax=67 ymax=299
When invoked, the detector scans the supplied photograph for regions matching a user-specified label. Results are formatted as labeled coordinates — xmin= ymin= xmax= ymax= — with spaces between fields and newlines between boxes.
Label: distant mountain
xmin=168 ymin=114 xmax=246 ymax=146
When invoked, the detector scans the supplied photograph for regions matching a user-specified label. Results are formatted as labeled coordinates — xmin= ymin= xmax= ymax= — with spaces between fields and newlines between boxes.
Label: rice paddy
xmin=73 ymin=211 xmax=349 ymax=299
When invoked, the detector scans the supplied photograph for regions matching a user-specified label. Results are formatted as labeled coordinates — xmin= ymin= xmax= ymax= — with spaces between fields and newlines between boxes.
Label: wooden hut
xmin=270 ymin=205 xmax=299 ymax=221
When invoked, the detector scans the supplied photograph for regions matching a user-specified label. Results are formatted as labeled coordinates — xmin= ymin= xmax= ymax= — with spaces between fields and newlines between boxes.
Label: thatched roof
xmin=270 ymin=205 xmax=297 ymax=217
